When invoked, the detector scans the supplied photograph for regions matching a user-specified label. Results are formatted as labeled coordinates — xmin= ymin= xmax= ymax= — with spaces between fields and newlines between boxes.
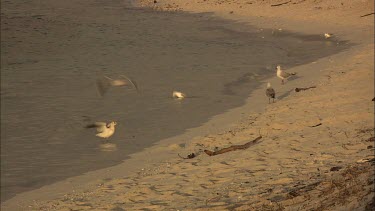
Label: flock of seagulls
xmin=265 ymin=33 xmax=332 ymax=103
xmin=87 ymin=33 xmax=332 ymax=137
xmin=86 ymin=74 xmax=186 ymax=138
xmin=87 ymin=64 xmax=297 ymax=138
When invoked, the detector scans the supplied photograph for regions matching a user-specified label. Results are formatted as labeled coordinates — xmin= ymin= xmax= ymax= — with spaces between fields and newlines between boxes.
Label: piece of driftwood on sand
xmin=360 ymin=12 xmax=374 ymax=18
xmin=309 ymin=123 xmax=322 ymax=127
xmin=204 ymin=136 xmax=262 ymax=156
xmin=295 ymin=86 xmax=317 ymax=92
xmin=271 ymin=0 xmax=291 ymax=7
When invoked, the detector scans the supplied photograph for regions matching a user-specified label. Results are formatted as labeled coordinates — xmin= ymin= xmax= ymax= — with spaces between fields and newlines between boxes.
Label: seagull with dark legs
xmin=265 ymin=82 xmax=276 ymax=104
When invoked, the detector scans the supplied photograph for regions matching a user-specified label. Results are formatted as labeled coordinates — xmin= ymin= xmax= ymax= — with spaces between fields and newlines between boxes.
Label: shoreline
xmin=2 ymin=0 xmax=374 ymax=210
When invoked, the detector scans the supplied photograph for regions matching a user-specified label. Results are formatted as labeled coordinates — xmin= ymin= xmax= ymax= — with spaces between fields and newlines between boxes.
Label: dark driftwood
xmin=271 ymin=0 xmax=291 ymax=7
xmin=295 ymin=86 xmax=317 ymax=92
xmin=309 ymin=123 xmax=322 ymax=127
xmin=204 ymin=136 xmax=262 ymax=156
xmin=360 ymin=12 xmax=374 ymax=17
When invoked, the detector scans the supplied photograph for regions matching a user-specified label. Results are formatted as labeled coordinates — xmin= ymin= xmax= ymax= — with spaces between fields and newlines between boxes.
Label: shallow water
xmin=0 ymin=0 xmax=349 ymax=202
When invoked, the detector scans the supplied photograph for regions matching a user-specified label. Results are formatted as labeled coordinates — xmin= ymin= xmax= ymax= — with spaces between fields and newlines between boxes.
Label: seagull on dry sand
xmin=85 ymin=121 xmax=117 ymax=138
xmin=276 ymin=65 xmax=296 ymax=85
xmin=266 ymin=82 xmax=276 ymax=103
xmin=96 ymin=74 xmax=138 ymax=96
xmin=172 ymin=91 xmax=186 ymax=99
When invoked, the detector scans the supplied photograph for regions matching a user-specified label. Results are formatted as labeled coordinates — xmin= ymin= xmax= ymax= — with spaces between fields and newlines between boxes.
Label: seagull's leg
xmin=281 ymin=79 xmax=284 ymax=85
xmin=268 ymin=98 xmax=270 ymax=104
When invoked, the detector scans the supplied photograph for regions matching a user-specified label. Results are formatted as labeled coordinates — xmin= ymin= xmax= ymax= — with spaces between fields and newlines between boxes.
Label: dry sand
xmin=2 ymin=0 xmax=374 ymax=210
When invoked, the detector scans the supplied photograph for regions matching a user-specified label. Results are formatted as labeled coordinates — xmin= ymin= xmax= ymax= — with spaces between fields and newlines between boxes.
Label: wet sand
xmin=1 ymin=0 xmax=374 ymax=210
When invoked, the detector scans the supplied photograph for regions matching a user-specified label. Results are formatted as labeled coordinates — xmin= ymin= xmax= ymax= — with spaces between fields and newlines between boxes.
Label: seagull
xmin=85 ymin=121 xmax=117 ymax=138
xmin=265 ymin=82 xmax=276 ymax=103
xmin=96 ymin=74 xmax=138 ymax=96
xmin=172 ymin=91 xmax=186 ymax=99
xmin=324 ymin=33 xmax=332 ymax=39
xmin=276 ymin=65 xmax=296 ymax=85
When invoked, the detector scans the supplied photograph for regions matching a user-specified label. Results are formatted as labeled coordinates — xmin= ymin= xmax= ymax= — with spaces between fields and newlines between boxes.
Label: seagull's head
xmin=108 ymin=121 xmax=117 ymax=127
xmin=267 ymin=82 xmax=272 ymax=88
xmin=276 ymin=65 xmax=281 ymax=71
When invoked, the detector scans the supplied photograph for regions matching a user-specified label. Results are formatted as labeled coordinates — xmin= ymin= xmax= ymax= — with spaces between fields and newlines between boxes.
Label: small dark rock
xmin=153 ymin=0 xmax=157 ymax=3
xmin=269 ymin=195 xmax=286 ymax=202
xmin=365 ymin=137 xmax=375 ymax=142
xmin=330 ymin=166 xmax=342 ymax=171
xmin=187 ymin=153 xmax=195 ymax=159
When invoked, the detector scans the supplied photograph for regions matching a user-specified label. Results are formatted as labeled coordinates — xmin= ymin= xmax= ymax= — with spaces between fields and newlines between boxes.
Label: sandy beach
xmin=1 ymin=0 xmax=374 ymax=210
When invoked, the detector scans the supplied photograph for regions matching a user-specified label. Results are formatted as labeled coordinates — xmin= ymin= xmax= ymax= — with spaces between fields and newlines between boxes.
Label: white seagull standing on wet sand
xmin=276 ymin=65 xmax=296 ymax=85
xmin=96 ymin=74 xmax=138 ymax=96
xmin=85 ymin=121 xmax=117 ymax=138
xmin=172 ymin=91 xmax=186 ymax=99
xmin=266 ymin=82 xmax=276 ymax=104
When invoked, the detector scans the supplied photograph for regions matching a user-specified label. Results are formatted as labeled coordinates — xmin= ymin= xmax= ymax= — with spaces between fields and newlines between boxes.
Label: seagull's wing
xmin=94 ymin=122 xmax=107 ymax=132
xmin=85 ymin=122 xmax=103 ymax=132
xmin=104 ymin=75 xmax=114 ymax=81
xmin=120 ymin=75 xmax=139 ymax=91
xmin=95 ymin=125 xmax=107 ymax=133
xmin=280 ymin=71 xmax=292 ymax=78
xmin=96 ymin=77 xmax=111 ymax=97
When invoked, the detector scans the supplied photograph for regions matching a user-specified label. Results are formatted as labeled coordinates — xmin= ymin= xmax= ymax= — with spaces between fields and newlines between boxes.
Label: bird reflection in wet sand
xmin=96 ymin=74 xmax=138 ymax=96
xmin=98 ymin=143 xmax=118 ymax=152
